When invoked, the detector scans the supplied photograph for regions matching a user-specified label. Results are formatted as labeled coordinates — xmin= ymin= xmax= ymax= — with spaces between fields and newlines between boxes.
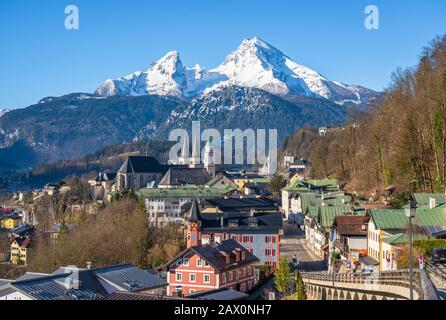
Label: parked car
xmin=431 ymin=248 xmax=446 ymax=264
xmin=361 ymin=269 xmax=374 ymax=274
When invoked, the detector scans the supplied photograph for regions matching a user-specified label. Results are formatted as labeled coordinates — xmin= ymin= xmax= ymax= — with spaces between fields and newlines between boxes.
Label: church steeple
xmin=178 ymin=137 xmax=189 ymax=165
xmin=188 ymin=135 xmax=201 ymax=168
xmin=186 ymin=199 xmax=202 ymax=248
xmin=203 ymin=138 xmax=216 ymax=177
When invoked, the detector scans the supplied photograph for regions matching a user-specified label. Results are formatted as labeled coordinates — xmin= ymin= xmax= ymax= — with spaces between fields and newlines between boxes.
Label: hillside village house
xmin=281 ymin=178 xmax=341 ymax=220
xmin=88 ymin=172 xmax=117 ymax=201
xmin=10 ymin=237 xmax=31 ymax=265
xmin=205 ymin=174 xmax=239 ymax=190
xmin=365 ymin=203 xmax=446 ymax=272
xmin=289 ymin=158 xmax=310 ymax=179
xmin=304 ymin=205 xmax=359 ymax=260
xmin=290 ymin=192 xmax=351 ymax=224
xmin=184 ymin=199 xmax=283 ymax=270
xmin=227 ymin=173 xmax=268 ymax=194
xmin=282 ymin=156 xmax=295 ymax=168
xmin=331 ymin=216 xmax=368 ymax=271
xmin=164 ymin=238 xmax=259 ymax=297
xmin=0 ymin=215 xmax=21 ymax=230
xmin=140 ymin=185 xmax=238 ymax=227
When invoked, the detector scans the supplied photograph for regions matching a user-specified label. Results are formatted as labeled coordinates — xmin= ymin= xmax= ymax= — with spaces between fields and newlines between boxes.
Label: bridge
xmin=301 ymin=270 xmax=439 ymax=300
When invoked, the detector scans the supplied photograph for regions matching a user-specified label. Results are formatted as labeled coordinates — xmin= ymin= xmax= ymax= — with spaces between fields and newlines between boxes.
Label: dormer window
xmin=248 ymin=217 xmax=258 ymax=228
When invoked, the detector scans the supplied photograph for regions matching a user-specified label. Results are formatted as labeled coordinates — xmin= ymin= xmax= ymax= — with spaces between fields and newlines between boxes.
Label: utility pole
xmin=404 ymin=200 xmax=416 ymax=301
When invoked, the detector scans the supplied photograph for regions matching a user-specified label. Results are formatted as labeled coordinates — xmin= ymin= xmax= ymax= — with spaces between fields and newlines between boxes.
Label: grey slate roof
xmin=0 ymin=279 xmax=13 ymax=287
xmin=102 ymin=291 xmax=184 ymax=300
xmin=95 ymin=172 xmax=117 ymax=182
xmin=117 ymin=156 xmax=168 ymax=174
xmin=200 ymin=212 xmax=283 ymax=234
xmin=9 ymin=224 xmax=33 ymax=236
xmin=203 ymin=197 xmax=278 ymax=213
xmin=15 ymin=272 xmax=50 ymax=281
xmin=187 ymin=287 xmax=249 ymax=300
xmin=159 ymin=167 xmax=211 ymax=186
xmin=0 ymin=264 xmax=166 ymax=300
xmin=10 ymin=272 xmax=107 ymax=300
xmin=359 ymin=256 xmax=379 ymax=266
xmin=92 ymin=264 xmax=167 ymax=291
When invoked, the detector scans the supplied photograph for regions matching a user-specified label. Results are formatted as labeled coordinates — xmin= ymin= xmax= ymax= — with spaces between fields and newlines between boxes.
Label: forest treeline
xmin=3 ymin=140 xmax=173 ymax=190
xmin=282 ymin=35 xmax=446 ymax=196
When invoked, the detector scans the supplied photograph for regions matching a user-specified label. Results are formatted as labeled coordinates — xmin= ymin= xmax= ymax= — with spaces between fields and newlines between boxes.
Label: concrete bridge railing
xmin=301 ymin=270 xmax=435 ymax=300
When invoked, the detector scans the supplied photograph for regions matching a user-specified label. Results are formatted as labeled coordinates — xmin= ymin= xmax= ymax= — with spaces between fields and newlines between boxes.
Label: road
xmin=437 ymin=289 xmax=446 ymax=300
xmin=280 ymin=222 xmax=327 ymax=272
xmin=248 ymin=221 xmax=327 ymax=300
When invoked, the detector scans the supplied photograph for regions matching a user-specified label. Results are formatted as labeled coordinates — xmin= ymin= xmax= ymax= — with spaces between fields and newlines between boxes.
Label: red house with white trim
xmin=165 ymin=238 xmax=259 ymax=297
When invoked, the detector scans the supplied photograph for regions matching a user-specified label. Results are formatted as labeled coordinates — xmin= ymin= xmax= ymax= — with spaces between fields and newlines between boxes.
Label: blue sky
xmin=1 ymin=0 xmax=446 ymax=109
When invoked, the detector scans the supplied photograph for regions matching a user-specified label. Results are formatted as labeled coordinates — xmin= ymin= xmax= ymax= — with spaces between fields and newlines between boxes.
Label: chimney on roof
xmin=241 ymin=251 xmax=246 ymax=261
xmin=429 ymin=197 xmax=436 ymax=210
xmin=86 ymin=261 xmax=92 ymax=270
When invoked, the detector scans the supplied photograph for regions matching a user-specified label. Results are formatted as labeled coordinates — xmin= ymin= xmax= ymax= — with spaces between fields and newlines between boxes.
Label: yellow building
xmin=1 ymin=216 xmax=21 ymax=230
xmin=10 ymin=238 xmax=31 ymax=265
xmin=233 ymin=177 xmax=271 ymax=194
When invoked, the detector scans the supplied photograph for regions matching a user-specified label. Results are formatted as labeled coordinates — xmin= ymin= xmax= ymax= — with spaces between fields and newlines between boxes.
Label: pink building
xmin=165 ymin=239 xmax=259 ymax=297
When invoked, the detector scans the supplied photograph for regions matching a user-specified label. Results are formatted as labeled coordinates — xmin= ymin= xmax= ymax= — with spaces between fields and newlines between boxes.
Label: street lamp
xmin=403 ymin=200 xmax=416 ymax=300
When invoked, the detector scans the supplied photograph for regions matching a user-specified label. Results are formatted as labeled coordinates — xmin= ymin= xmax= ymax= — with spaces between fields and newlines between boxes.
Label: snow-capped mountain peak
xmin=95 ymin=37 xmax=379 ymax=107
xmin=95 ymin=50 xmax=187 ymax=98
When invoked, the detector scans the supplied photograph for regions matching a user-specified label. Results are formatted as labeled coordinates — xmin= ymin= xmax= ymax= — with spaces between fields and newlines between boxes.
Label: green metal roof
xmin=412 ymin=193 xmax=446 ymax=206
xmin=368 ymin=209 xmax=408 ymax=230
xmin=282 ymin=178 xmax=339 ymax=192
xmin=282 ymin=181 xmax=311 ymax=192
xmin=382 ymin=233 xmax=429 ymax=245
xmin=319 ymin=205 xmax=353 ymax=229
xmin=205 ymin=176 xmax=221 ymax=186
xmin=305 ymin=179 xmax=339 ymax=189
xmin=139 ymin=185 xmax=236 ymax=198
xmin=250 ymin=178 xmax=271 ymax=183
xmin=369 ymin=206 xmax=446 ymax=231
xmin=300 ymin=193 xmax=352 ymax=214
xmin=415 ymin=206 xmax=446 ymax=227
xmin=307 ymin=205 xmax=319 ymax=218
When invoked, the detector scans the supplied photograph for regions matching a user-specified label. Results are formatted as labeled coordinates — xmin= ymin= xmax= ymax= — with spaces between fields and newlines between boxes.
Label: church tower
xmin=188 ymin=135 xmax=201 ymax=168
xmin=186 ymin=199 xmax=202 ymax=248
xmin=178 ymin=137 xmax=189 ymax=165
xmin=203 ymin=139 xmax=216 ymax=177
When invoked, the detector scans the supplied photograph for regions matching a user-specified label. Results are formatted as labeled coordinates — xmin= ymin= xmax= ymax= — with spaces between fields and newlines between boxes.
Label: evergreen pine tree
xmin=295 ymin=270 xmax=307 ymax=300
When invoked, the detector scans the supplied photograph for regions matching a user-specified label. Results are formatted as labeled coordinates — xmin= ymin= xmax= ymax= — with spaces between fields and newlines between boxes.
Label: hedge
xmin=414 ymin=239 xmax=446 ymax=257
